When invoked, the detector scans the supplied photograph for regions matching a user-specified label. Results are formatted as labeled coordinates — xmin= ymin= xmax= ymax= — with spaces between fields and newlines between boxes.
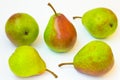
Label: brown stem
xmin=48 ymin=3 xmax=57 ymax=16
xmin=58 ymin=62 xmax=73 ymax=67
xmin=46 ymin=69 xmax=58 ymax=78
xmin=73 ymin=16 xmax=82 ymax=19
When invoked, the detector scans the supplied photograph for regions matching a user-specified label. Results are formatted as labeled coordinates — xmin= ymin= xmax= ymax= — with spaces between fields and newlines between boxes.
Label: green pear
xmin=5 ymin=13 xmax=39 ymax=46
xmin=59 ymin=40 xmax=114 ymax=76
xmin=73 ymin=8 xmax=118 ymax=38
xmin=44 ymin=3 xmax=77 ymax=52
xmin=8 ymin=46 xmax=58 ymax=78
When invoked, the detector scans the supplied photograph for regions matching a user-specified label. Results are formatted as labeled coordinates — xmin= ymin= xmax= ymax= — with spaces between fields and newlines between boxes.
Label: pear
xmin=73 ymin=8 xmax=118 ymax=38
xmin=8 ymin=46 xmax=58 ymax=78
xmin=59 ymin=40 xmax=114 ymax=76
xmin=44 ymin=3 xmax=77 ymax=52
xmin=5 ymin=13 xmax=39 ymax=46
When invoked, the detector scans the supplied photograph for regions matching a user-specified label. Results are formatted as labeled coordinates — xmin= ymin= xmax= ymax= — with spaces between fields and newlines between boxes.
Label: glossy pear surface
xmin=9 ymin=46 xmax=46 ymax=77
xmin=44 ymin=14 xmax=77 ymax=52
xmin=73 ymin=40 xmax=114 ymax=76
xmin=82 ymin=8 xmax=118 ymax=38
xmin=5 ymin=13 xmax=39 ymax=46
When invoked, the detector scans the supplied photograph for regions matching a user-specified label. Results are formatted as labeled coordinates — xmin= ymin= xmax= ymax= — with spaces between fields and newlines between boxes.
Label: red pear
xmin=44 ymin=3 xmax=77 ymax=52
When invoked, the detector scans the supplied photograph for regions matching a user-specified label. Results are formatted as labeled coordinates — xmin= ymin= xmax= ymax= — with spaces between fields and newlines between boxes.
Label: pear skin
xmin=44 ymin=3 xmax=77 ymax=52
xmin=73 ymin=40 xmax=114 ymax=76
xmin=73 ymin=8 xmax=118 ymax=38
xmin=8 ymin=46 xmax=58 ymax=78
xmin=5 ymin=13 xmax=39 ymax=46
xmin=82 ymin=8 xmax=118 ymax=38
xmin=59 ymin=40 xmax=114 ymax=76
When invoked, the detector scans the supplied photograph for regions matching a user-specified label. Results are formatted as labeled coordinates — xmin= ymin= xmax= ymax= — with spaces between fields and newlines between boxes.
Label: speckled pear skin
xmin=44 ymin=13 xmax=77 ymax=52
xmin=82 ymin=8 xmax=118 ymax=38
xmin=73 ymin=40 xmax=114 ymax=76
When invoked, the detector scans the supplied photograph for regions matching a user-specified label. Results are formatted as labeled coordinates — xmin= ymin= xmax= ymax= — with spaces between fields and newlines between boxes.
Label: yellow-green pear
xmin=73 ymin=8 xmax=118 ymax=38
xmin=5 ymin=13 xmax=39 ymax=46
xmin=8 ymin=46 xmax=58 ymax=78
xmin=59 ymin=40 xmax=114 ymax=76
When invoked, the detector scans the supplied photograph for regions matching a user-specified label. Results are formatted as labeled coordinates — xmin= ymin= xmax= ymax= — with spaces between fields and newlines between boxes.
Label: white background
xmin=0 ymin=0 xmax=120 ymax=80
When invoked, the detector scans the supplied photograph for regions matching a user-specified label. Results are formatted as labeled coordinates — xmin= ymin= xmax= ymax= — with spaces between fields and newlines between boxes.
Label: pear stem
xmin=73 ymin=16 xmax=82 ymax=19
xmin=46 ymin=69 xmax=58 ymax=78
xmin=48 ymin=3 xmax=57 ymax=16
xmin=58 ymin=62 xmax=73 ymax=67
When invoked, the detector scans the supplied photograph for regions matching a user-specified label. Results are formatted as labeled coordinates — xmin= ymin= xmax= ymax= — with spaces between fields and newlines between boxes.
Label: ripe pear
xmin=5 ymin=13 xmax=39 ymax=46
xmin=59 ymin=40 xmax=114 ymax=76
xmin=44 ymin=3 xmax=77 ymax=52
xmin=8 ymin=46 xmax=58 ymax=78
xmin=73 ymin=8 xmax=118 ymax=38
